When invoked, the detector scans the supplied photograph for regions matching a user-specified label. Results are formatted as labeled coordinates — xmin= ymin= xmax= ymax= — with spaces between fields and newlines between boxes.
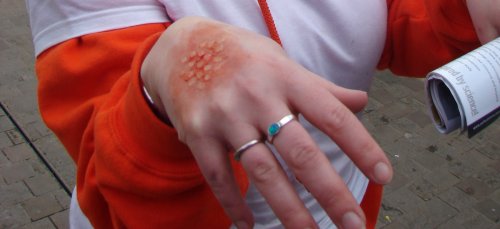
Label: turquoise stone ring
xmin=267 ymin=114 xmax=295 ymax=143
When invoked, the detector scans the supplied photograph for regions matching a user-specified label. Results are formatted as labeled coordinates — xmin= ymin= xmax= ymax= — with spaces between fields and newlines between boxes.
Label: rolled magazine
xmin=426 ymin=38 xmax=500 ymax=138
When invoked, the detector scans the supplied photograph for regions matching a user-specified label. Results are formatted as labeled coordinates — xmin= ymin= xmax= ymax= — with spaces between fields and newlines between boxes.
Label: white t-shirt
xmin=26 ymin=1 xmax=387 ymax=228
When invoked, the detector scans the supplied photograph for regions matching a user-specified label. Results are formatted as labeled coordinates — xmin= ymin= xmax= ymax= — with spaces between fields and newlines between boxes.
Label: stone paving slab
xmin=0 ymin=109 xmax=69 ymax=228
xmin=370 ymin=72 xmax=500 ymax=229
xmin=0 ymin=1 xmax=71 ymax=228
xmin=1 ymin=0 xmax=500 ymax=228
xmin=0 ymin=0 xmax=75 ymax=193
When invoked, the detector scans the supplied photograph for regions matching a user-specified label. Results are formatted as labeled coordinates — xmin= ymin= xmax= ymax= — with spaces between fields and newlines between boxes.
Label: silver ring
xmin=267 ymin=114 xmax=295 ymax=143
xmin=234 ymin=139 xmax=261 ymax=161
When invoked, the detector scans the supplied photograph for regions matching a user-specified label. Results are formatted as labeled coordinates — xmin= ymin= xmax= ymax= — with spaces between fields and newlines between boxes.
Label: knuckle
xmin=217 ymin=192 xmax=240 ymax=211
xmin=204 ymin=170 xmax=232 ymax=194
xmin=281 ymin=211 xmax=315 ymax=228
xmin=324 ymin=104 xmax=351 ymax=133
xmin=322 ymin=190 xmax=343 ymax=207
xmin=180 ymin=114 xmax=213 ymax=143
xmin=203 ymin=169 xmax=244 ymax=213
xmin=287 ymin=143 xmax=320 ymax=169
xmin=357 ymin=139 xmax=379 ymax=157
xmin=247 ymin=158 xmax=279 ymax=184
xmin=314 ymin=183 xmax=347 ymax=210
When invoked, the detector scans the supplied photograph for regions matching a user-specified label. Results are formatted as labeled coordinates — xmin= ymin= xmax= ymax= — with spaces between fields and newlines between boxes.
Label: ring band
xmin=267 ymin=114 xmax=295 ymax=143
xmin=234 ymin=139 xmax=260 ymax=161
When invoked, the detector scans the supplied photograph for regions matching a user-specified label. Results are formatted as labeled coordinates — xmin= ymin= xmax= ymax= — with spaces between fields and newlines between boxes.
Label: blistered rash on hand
xmin=178 ymin=38 xmax=227 ymax=89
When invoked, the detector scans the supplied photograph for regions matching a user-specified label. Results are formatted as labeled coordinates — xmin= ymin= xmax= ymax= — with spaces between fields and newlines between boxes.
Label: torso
xmin=27 ymin=1 xmax=387 ymax=228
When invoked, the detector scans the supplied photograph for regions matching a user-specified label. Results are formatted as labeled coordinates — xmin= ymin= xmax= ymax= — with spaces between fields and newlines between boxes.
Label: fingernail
xmin=374 ymin=162 xmax=392 ymax=184
xmin=236 ymin=221 xmax=249 ymax=229
xmin=342 ymin=212 xmax=365 ymax=229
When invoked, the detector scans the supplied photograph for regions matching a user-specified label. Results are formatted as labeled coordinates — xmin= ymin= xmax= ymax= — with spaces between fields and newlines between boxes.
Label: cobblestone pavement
xmin=366 ymin=73 xmax=500 ymax=229
xmin=1 ymin=1 xmax=500 ymax=228
xmin=0 ymin=1 xmax=73 ymax=228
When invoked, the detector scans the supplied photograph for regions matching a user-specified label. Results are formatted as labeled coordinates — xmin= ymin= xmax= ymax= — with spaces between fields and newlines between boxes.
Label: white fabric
xmin=25 ymin=0 xmax=169 ymax=56
xmin=26 ymin=0 xmax=387 ymax=228
xmin=70 ymin=187 xmax=93 ymax=229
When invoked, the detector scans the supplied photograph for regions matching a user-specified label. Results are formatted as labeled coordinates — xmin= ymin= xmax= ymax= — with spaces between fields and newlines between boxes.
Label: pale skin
xmin=466 ymin=0 xmax=500 ymax=44
xmin=140 ymin=3 xmax=499 ymax=227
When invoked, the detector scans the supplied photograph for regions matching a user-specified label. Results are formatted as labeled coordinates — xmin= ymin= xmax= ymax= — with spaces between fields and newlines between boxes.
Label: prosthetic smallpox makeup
xmin=180 ymin=38 xmax=226 ymax=89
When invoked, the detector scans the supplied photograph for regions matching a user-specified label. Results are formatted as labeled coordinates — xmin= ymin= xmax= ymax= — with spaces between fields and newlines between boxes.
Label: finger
xmin=287 ymin=79 xmax=393 ymax=185
xmin=294 ymin=65 xmax=368 ymax=113
xmin=238 ymin=143 xmax=317 ymax=229
xmin=465 ymin=0 xmax=500 ymax=44
xmin=188 ymin=138 xmax=254 ymax=228
xmin=224 ymin=124 xmax=317 ymax=228
xmin=327 ymin=84 xmax=368 ymax=114
xmin=270 ymin=120 xmax=367 ymax=229
xmin=313 ymin=75 xmax=368 ymax=113
xmin=222 ymin=122 xmax=264 ymax=160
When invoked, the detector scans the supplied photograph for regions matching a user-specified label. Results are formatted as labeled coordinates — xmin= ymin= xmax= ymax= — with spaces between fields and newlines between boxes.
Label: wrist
xmin=141 ymin=83 xmax=173 ymax=126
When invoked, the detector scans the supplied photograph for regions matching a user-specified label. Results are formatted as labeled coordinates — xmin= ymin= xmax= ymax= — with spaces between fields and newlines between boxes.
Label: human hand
xmin=466 ymin=0 xmax=500 ymax=44
xmin=141 ymin=17 xmax=392 ymax=229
